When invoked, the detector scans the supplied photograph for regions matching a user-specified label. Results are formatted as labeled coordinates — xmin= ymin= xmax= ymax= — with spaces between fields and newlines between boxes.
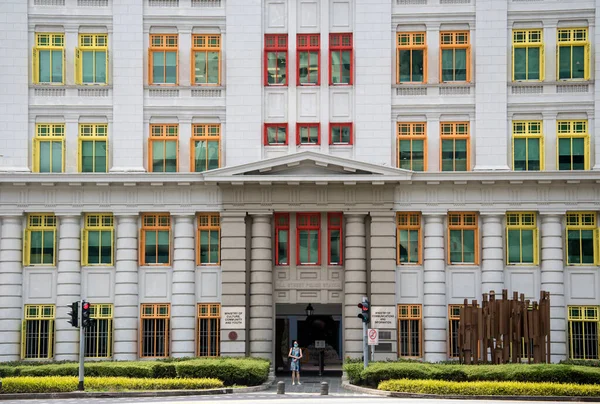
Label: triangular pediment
xmin=203 ymin=151 xmax=412 ymax=183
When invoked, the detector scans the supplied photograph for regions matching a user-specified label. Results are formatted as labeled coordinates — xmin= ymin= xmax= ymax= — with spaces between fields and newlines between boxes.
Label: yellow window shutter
xmin=105 ymin=49 xmax=109 ymax=84
xmin=81 ymin=228 xmax=87 ymax=266
xmin=75 ymin=48 xmax=81 ymax=84
xmin=138 ymin=229 xmax=144 ymax=266
xmin=585 ymin=136 xmax=590 ymax=170
xmin=20 ymin=320 xmax=26 ymax=359
xmin=62 ymin=49 xmax=66 ymax=84
xmin=533 ymin=228 xmax=539 ymax=265
xmin=595 ymin=228 xmax=599 ymax=265
xmin=22 ymin=229 xmax=29 ymax=266
xmin=32 ymin=48 xmax=39 ymax=84
xmin=110 ymin=228 xmax=115 ymax=265
xmin=539 ymin=44 xmax=545 ymax=81
xmin=540 ymin=136 xmax=545 ymax=170
xmin=52 ymin=230 xmax=57 ymax=266
xmin=32 ymin=139 xmax=39 ymax=173
xmin=585 ymin=42 xmax=591 ymax=81
xmin=61 ymin=140 xmax=66 ymax=173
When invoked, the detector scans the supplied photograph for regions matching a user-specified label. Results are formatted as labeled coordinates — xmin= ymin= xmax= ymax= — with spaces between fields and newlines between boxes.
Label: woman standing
xmin=288 ymin=340 xmax=303 ymax=385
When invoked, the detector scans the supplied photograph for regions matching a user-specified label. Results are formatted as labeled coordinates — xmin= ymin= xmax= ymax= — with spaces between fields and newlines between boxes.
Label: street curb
xmin=341 ymin=381 xmax=600 ymax=402
xmin=0 ymin=377 xmax=276 ymax=401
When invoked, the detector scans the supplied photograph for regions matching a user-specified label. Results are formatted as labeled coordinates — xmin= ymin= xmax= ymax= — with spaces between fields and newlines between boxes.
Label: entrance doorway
xmin=275 ymin=303 xmax=343 ymax=372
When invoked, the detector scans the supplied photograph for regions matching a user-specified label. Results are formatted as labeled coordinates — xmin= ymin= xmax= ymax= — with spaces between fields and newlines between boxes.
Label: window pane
xmin=409 ymin=230 xmax=419 ymax=263
xmin=449 ymin=230 xmax=462 ymax=263
xmin=581 ymin=229 xmax=595 ymax=264
xmin=51 ymin=141 xmax=62 ymax=172
xmin=195 ymin=140 xmax=207 ymax=172
xmin=441 ymin=139 xmax=454 ymax=171
xmin=507 ymin=229 xmax=521 ymax=263
xmin=399 ymin=50 xmax=411 ymax=82
xmin=82 ymin=51 xmax=94 ymax=83
xmin=513 ymin=48 xmax=527 ymax=80
xmin=43 ymin=231 xmax=55 ymax=264
xmin=528 ymin=138 xmax=540 ymax=170
xmin=558 ymin=46 xmax=571 ymax=79
xmin=267 ymin=52 xmax=277 ymax=84
xmin=165 ymin=52 xmax=177 ymax=84
xmin=207 ymin=51 xmax=219 ymax=84
xmin=399 ymin=140 xmax=412 ymax=170
xmin=277 ymin=53 xmax=287 ymax=85
xmin=164 ymin=141 xmax=177 ymax=172
xmin=399 ymin=229 xmax=409 ymax=263
xmin=153 ymin=52 xmax=165 ymax=83
xmin=412 ymin=49 xmax=424 ymax=82
xmin=572 ymin=46 xmax=585 ymax=79
xmin=95 ymin=141 xmax=107 ymax=173
xmin=309 ymin=230 xmax=319 ymax=263
xmin=572 ymin=137 xmax=585 ymax=170
xmin=412 ymin=140 xmax=424 ymax=171
xmin=330 ymin=229 xmax=340 ymax=264
xmin=209 ymin=230 xmax=219 ymax=263
xmin=462 ymin=230 xmax=475 ymax=263
xmin=207 ymin=141 xmax=219 ymax=170
xmin=87 ymin=230 xmax=100 ymax=264
xmin=51 ymin=50 xmax=63 ymax=83
xmin=30 ymin=231 xmax=43 ymax=264
xmin=330 ymin=51 xmax=341 ymax=83
xmin=39 ymin=141 xmax=51 ymax=173
xmin=145 ymin=231 xmax=157 ymax=264
xmin=81 ymin=141 xmax=94 ymax=172
xmin=527 ymin=47 xmax=540 ymax=80
xmin=308 ymin=51 xmax=319 ymax=83
xmin=341 ymin=50 xmax=351 ymax=83
xmin=299 ymin=230 xmax=309 ymax=263
xmin=513 ymin=138 xmax=526 ymax=171
xmin=157 ymin=230 xmax=170 ymax=264
xmin=441 ymin=49 xmax=454 ymax=81
xmin=454 ymin=49 xmax=467 ymax=81
xmin=454 ymin=139 xmax=467 ymax=171
xmin=152 ymin=141 xmax=165 ymax=172
xmin=278 ymin=229 xmax=288 ymax=265
xmin=195 ymin=52 xmax=207 ymax=83
xmin=521 ymin=229 xmax=534 ymax=263
xmin=200 ymin=230 xmax=209 ymax=264
xmin=558 ymin=138 xmax=572 ymax=170
xmin=100 ymin=230 xmax=112 ymax=264
xmin=298 ymin=51 xmax=309 ymax=84
xmin=39 ymin=50 xmax=51 ymax=83
xmin=95 ymin=51 xmax=107 ymax=83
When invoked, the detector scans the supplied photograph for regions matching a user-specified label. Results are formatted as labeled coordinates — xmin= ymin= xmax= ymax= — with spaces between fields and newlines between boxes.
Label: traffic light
xmin=67 ymin=301 xmax=79 ymax=328
xmin=81 ymin=300 xmax=91 ymax=328
xmin=357 ymin=299 xmax=370 ymax=324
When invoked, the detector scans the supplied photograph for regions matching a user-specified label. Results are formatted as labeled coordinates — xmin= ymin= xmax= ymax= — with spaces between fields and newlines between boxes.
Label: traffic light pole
xmin=362 ymin=296 xmax=368 ymax=369
xmin=78 ymin=300 xmax=84 ymax=391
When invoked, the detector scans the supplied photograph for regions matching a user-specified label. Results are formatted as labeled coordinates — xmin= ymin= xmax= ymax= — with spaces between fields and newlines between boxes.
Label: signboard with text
xmin=371 ymin=306 xmax=396 ymax=329
xmin=221 ymin=307 xmax=246 ymax=329
xmin=368 ymin=329 xmax=379 ymax=345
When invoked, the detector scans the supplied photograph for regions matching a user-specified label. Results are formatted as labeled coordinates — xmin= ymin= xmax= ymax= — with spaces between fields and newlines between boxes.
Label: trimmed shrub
xmin=0 ymin=376 xmax=223 ymax=394
xmin=378 ymin=378 xmax=600 ymax=397
xmin=344 ymin=363 xmax=363 ymax=385
xmin=561 ymin=360 xmax=600 ymax=368
xmin=175 ymin=358 xmax=270 ymax=386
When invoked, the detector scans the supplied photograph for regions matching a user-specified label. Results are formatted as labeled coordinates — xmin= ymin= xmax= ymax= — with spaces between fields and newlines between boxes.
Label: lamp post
xmin=305 ymin=303 xmax=314 ymax=317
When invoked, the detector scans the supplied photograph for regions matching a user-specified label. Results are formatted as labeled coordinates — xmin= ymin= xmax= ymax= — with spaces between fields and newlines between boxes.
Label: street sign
xmin=368 ymin=328 xmax=379 ymax=345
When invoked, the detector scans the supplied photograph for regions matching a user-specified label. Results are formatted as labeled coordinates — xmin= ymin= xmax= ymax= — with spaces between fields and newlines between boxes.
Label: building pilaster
xmin=0 ymin=216 xmax=23 ymax=361
xmin=54 ymin=215 xmax=81 ymax=361
xmin=422 ymin=213 xmax=446 ymax=362
xmin=343 ymin=214 xmax=367 ymax=359
xmin=481 ymin=213 xmax=505 ymax=294
xmin=540 ymin=212 xmax=567 ymax=362
xmin=171 ymin=214 xmax=196 ymax=358
xmin=113 ymin=214 xmax=139 ymax=361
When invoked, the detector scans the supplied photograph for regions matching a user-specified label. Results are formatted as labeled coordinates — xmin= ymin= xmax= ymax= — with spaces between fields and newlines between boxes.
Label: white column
xmin=543 ymin=112 xmax=557 ymax=171
xmin=0 ymin=216 xmax=23 ymax=360
xmin=110 ymin=0 xmax=145 ymax=172
xmin=249 ymin=214 xmax=273 ymax=361
xmin=64 ymin=116 xmax=78 ymax=173
xmin=426 ymin=25 xmax=440 ymax=85
xmin=480 ymin=213 xmax=504 ymax=294
xmin=179 ymin=29 xmax=192 ymax=87
xmin=344 ymin=214 xmax=367 ymax=359
xmin=113 ymin=214 xmax=139 ymax=361
xmin=422 ymin=213 xmax=446 ymax=362
xmin=54 ymin=215 xmax=81 ymax=361
xmin=0 ymin=1 xmax=28 ymax=172
xmin=540 ymin=213 xmax=567 ymax=363
xmin=427 ymin=115 xmax=441 ymax=172
xmin=171 ymin=214 xmax=196 ymax=358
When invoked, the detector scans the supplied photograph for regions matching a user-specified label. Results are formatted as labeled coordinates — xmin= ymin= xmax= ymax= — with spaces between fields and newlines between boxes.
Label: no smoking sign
xmin=367 ymin=328 xmax=379 ymax=345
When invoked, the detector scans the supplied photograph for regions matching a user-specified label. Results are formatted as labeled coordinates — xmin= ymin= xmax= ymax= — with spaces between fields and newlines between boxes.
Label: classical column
xmin=113 ymin=214 xmax=139 ymax=361
xmin=54 ymin=215 xmax=81 ymax=361
xmin=481 ymin=213 xmax=505 ymax=294
xmin=171 ymin=214 xmax=196 ymax=358
xmin=220 ymin=212 xmax=247 ymax=357
xmin=343 ymin=214 xmax=367 ymax=359
xmin=540 ymin=213 xmax=567 ymax=362
xmin=422 ymin=213 xmax=446 ymax=362
xmin=249 ymin=214 xmax=273 ymax=360
xmin=0 ymin=216 xmax=23 ymax=360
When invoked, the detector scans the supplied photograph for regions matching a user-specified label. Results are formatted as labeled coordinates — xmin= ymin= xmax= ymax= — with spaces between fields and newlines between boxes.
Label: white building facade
xmin=0 ymin=0 xmax=599 ymax=366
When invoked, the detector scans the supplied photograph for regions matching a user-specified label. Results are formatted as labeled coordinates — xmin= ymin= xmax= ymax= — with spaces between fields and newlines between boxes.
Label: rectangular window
xmin=328 ymin=213 xmax=343 ymax=265
xmin=513 ymin=121 xmax=543 ymax=171
xmin=149 ymin=34 xmax=178 ymax=85
xmin=85 ymin=304 xmax=113 ymax=358
xmin=398 ymin=123 xmax=426 ymax=171
xmin=397 ymin=32 xmax=426 ymax=83
xmin=440 ymin=31 xmax=470 ymax=82
xmin=23 ymin=214 xmax=57 ymax=266
xmin=329 ymin=123 xmax=352 ymax=145
xmin=566 ymin=212 xmax=598 ymax=265
xmin=557 ymin=120 xmax=589 ymax=171
xmin=297 ymin=34 xmax=320 ymax=86
xmin=191 ymin=124 xmax=220 ymax=172
xmin=398 ymin=304 xmax=422 ymax=358
xmin=568 ymin=306 xmax=599 ymax=360
xmin=140 ymin=213 xmax=171 ymax=266
xmin=265 ymin=34 xmax=288 ymax=86
xmin=506 ymin=212 xmax=538 ymax=265
xmin=297 ymin=213 xmax=321 ymax=266
xmin=297 ymin=123 xmax=320 ymax=145
xmin=264 ymin=123 xmax=288 ymax=146
xmin=82 ymin=214 xmax=114 ymax=266
xmin=33 ymin=123 xmax=65 ymax=173
xmin=76 ymin=34 xmax=108 ymax=84
xmin=79 ymin=123 xmax=108 ymax=173
xmin=448 ymin=305 xmax=461 ymax=358
xmin=149 ymin=124 xmax=178 ymax=172
xmin=397 ymin=212 xmax=421 ymax=265
xmin=192 ymin=34 xmax=221 ymax=85
xmin=558 ymin=28 xmax=589 ymax=80
xmin=140 ymin=303 xmax=170 ymax=358
xmin=330 ymin=33 xmax=353 ymax=85
xmin=22 ymin=305 xmax=55 ymax=359
xmin=440 ymin=122 xmax=469 ymax=172
xmin=275 ymin=213 xmax=290 ymax=266
xmin=33 ymin=33 xmax=64 ymax=84
xmin=197 ymin=213 xmax=220 ymax=265
xmin=197 ymin=303 xmax=220 ymax=357
xmin=512 ymin=30 xmax=543 ymax=81
xmin=448 ymin=212 xmax=478 ymax=265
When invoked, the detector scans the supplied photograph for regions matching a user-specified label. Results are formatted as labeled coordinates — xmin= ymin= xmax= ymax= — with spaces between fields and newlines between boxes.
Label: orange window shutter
xmin=138 ymin=228 xmax=144 ymax=265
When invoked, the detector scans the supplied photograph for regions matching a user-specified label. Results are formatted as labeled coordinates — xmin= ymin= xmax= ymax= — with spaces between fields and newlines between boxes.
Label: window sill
xmin=23 ymin=265 xmax=56 ymax=269
xmin=82 ymin=265 xmax=116 ymax=270
xmin=140 ymin=265 xmax=173 ymax=269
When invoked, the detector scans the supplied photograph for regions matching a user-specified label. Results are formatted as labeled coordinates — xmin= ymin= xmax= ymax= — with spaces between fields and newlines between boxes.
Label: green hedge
xmin=378 ymin=378 xmax=600 ymax=397
xmin=0 ymin=376 xmax=223 ymax=394
xmin=0 ymin=358 xmax=269 ymax=386
xmin=561 ymin=360 xmax=600 ymax=368
xmin=344 ymin=362 xmax=600 ymax=387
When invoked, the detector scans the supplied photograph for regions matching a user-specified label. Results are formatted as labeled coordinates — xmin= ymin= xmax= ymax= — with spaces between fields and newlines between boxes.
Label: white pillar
xmin=481 ymin=213 xmax=504 ymax=294
xmin=171 ymin=214 xmax=196 ymax=358
xmin=113 ymin=214 xmax=139 ymax=361
xmin=344 ymin=214 xmax=367 ymax=359
xmin=249 ymin=214 xmax=273 ymax=361
xmin=0 ymin=216 xmax=23 ymax=360
xmin=422 ymin=213 xmax=446 ymax=362
xmin=54 ymin=215 xmax=81 ymax=361
xmin=540 ymin=213 xmax=567 ymax=363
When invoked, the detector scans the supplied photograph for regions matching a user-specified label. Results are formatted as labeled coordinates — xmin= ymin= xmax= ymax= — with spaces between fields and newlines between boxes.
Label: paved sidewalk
xmin=266 ymin=372 xmax=372 ymax=396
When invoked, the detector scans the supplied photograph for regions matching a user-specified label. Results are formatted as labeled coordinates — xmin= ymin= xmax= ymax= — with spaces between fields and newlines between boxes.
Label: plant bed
xmin=378 ymin=378 xmax=600 ymax=397
xmin=0 ymin=376 xmax=223 ymax=394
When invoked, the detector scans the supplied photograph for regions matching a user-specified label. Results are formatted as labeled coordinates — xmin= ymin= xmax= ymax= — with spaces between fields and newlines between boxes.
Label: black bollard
xmin=320 ymin=381 xmax=329 ymax=395
xmin=277 ymin=381 xmax=285 ymax=394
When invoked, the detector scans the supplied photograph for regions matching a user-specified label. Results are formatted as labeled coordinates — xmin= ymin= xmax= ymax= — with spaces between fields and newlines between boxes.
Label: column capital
xmin=345 ymin=213 xmax=367 ymax=223
xmin=369 ymin=211 xmax=395 ymax=221
xmin=171 ymin=212 xmax=196 ymax=218
xmin=0 ymin=215 xmax=23 ymax=223
xmin=421 ymin=211 xmax=447 ymax=217
xmin=480 ymin=212 xmax=506 ymax=219
xmin=248 ymin=212 xmax=273 ymax=217
xmin=540 ymin=211 xmax=566 ymax=217
xmin=54 ymin=213 xmax=80 ymax=221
